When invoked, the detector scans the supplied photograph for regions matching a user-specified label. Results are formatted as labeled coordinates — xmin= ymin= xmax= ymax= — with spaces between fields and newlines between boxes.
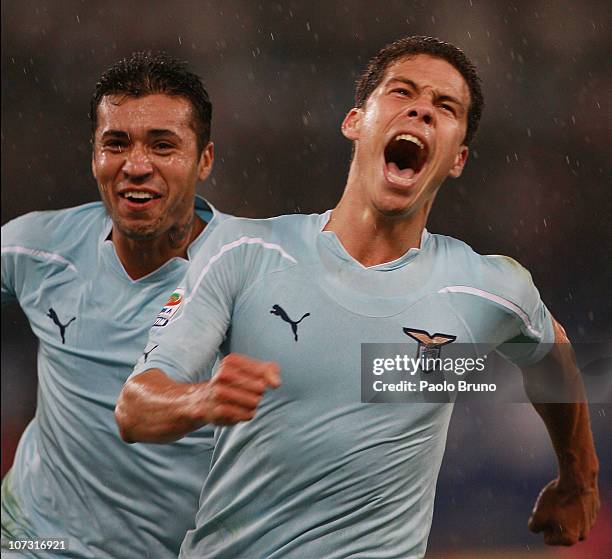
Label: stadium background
xmin=1 ymin=1 xmax=610 ymax=557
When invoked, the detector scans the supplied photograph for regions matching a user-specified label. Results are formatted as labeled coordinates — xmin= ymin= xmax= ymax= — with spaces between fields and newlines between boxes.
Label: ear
xmin=91 ymin=150 xmax=97 ymax=181
xmin=197 ymin=142 xmax=214 ymax=181
xmin=341 ymin=108 xmax=363 ymax=141
xmin=448 ymin=145 xmax=469 ymax=178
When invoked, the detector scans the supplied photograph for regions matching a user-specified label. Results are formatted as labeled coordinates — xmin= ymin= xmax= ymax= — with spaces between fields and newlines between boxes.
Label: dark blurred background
xmin=2 ymin=1 xmax=610 ymax=556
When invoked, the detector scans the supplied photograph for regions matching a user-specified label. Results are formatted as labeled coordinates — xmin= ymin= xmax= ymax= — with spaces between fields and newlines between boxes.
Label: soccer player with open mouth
xmin=118 ymin=37 xmax=599 ymax=558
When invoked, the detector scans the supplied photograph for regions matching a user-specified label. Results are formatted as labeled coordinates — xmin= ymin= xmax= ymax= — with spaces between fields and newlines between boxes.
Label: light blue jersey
xmin=134 ymin=212 xmax=554 ymax=559
xmin=1 ymin=197 xmax=228 ymax=558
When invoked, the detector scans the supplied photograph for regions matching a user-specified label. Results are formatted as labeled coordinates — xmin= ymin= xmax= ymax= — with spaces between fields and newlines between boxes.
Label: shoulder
xmin=430 ymin=233 xmax=542 ymax=313
xmin=204 ymin=212 xmax=323 ymax=259
xmin=215 ymin=212 xmax=322 ymax=236
xmin=2 ymin=202 xmax=109 ymax=261
xmin=186 ymin=213 xmax=324 ymax=292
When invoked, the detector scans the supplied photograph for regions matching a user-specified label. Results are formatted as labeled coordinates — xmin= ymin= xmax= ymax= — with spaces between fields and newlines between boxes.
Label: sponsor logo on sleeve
xmin=153 ymin=288 xmax=185 ymax=328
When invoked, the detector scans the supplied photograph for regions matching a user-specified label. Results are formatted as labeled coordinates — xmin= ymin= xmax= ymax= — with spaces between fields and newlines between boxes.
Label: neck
xmin=112 ymin=214 xmax=205 ymax=280
xmin=325 ymin=171 xmax=433 ymax=267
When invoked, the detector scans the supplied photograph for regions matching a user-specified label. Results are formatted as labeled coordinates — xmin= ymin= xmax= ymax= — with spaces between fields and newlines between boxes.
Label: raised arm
xmin=115 ymin=353 xmax=280 ymax=444
xmin=521 ymin=317 xmax=600 ymax=546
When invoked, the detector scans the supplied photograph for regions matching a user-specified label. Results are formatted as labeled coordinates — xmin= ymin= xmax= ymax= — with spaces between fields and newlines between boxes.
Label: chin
xmin=373 ymin=190 xmax=423 ymax=218
xmin=374 ymin=201 xmax=417 ymax=219
xmin=116 ymin=218 xmax=163 ymax=241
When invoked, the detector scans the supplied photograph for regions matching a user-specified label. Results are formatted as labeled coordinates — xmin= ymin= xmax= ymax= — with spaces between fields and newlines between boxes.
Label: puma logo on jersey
xmin=143 ymin=344 xmax=158 ymax=363
xmin=47 ymin=308 xmax=76 ymax=345
xmin=270 ymin=304 xmax=310 ymax=342
xmin=402 ymin=328 xmax=456 ymax=361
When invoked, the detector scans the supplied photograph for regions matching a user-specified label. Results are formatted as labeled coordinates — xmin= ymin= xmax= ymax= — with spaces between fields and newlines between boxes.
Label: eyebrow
xmin=387 ymin=77 xmax=420 ymax=91
xmin=386 ymin=77 xmax=465 ymax=109
xmin=148 ymin=129 xmax=182 ymax=141
xmin=100 ymin=129 xmax=182 ymax=141
xmin=100 ymin=130 xmax=129 ymax=140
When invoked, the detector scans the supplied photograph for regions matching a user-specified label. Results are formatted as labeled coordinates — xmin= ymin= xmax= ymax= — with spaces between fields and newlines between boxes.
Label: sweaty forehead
xmin=382 ymin=54 xmax=470 ymax=105
xmin=96 ymin=93 xmax=194 ymax=134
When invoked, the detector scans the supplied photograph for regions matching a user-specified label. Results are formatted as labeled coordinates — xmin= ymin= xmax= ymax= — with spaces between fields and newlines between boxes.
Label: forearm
xmin=116 ymin=354 xmax=281 ymax=444
xmin=522 ymin=320 xmax=599 ymax=490
xmin=115 ymin=369 xmax=208 ymax=444
xmin=531 ymin=401 xmax=599 ymax=490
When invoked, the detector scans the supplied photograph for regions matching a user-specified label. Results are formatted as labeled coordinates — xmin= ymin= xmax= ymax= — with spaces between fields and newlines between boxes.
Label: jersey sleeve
xmin=487 ymin=256 xmax=555 ymax=366
xmin=1 ymin=214 xmax=44 ymax=307
xmin=130 ymin=223 xmax=247 ymax=384
xmin=1 ymin=246 xmax=16 ymax=306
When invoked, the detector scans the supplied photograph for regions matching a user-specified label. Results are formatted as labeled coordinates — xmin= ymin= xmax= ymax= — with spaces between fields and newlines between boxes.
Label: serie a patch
xmin=153 ymin=288 xmax=185 ymax=327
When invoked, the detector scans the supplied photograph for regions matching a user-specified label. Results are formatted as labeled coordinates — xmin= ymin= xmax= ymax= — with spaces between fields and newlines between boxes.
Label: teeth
xmin=123 ymin=191 xmax=155 ymax=200
xmin=394 ymin=134 xmax=424 ymax=149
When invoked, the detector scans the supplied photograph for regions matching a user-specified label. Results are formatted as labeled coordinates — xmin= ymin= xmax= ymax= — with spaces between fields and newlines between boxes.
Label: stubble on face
xmin=112 ymin=211 xmax=167 ymax=241
xmin=92 ymin=94 xmax=204 ymax=245
xmin=102 ymin=192 xmax=198 ymax=244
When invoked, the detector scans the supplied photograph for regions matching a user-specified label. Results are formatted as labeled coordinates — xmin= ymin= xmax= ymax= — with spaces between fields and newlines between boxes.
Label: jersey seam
xmin=437 ymin=285 xmax=540 ymax=338
xmin=184 ymin=236 xmax=299 ymax=306
xmin=1 ymin=246 xmax=77 ymax=272
xmin=307 ymin=270 xmax=449 ymax=319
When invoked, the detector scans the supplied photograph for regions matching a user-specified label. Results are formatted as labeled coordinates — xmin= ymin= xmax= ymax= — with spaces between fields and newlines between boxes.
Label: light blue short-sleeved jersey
xmin=135 ymin=211 xmax=554 ymax=559
xmin=1 ymin=197 xmax=228 ymax=558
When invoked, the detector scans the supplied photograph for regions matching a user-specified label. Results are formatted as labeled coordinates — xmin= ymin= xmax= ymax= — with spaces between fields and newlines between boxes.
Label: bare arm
xmin=115 ymin=353 xmax=280 ymax=444
xmin=521 ymin=317 xmax=600 ymax=545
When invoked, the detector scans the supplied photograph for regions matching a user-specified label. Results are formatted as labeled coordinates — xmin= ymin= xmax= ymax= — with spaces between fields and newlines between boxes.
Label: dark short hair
xmin=355 ymin=36 xmax=484 ymax=145
xmin=90 ymin=52 xmax=212 ymax=152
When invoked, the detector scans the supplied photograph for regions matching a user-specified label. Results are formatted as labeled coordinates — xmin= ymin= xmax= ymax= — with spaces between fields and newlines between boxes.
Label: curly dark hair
xmin=355 ymin=36 xmax=484 ymax=145
xmin=90 ymin=52 xmax=212 ymax=153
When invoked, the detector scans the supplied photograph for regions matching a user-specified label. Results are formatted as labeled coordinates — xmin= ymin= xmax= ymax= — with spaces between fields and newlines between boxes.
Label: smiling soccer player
xmin=1 ymin=52 xmax=230 ymax=558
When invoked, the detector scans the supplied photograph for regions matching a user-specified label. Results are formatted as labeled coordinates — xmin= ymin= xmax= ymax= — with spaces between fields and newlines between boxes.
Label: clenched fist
xmin=528 ymin=478 xmax=600 ymax=546
xmin=201 ymin=353 xmax=281 ymax=425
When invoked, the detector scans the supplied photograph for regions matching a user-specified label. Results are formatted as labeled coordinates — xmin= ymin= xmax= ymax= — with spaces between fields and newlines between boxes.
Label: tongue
xmin=387 ymin=162 xmax=415 ymax=179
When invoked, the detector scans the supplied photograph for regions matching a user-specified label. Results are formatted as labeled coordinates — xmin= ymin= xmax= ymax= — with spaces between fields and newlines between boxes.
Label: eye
xmin=391 ymin=88 xmax=412 ymax=97
xmin=152 ymin=141 xmax=175 ymax=153
xmin=440 ymin=103 xmax=456 ymax=115
xmin=102 ymin=140 xmax=127 ymax=153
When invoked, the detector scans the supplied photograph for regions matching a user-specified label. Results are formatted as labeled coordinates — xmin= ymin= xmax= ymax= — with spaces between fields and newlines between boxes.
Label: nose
xmin=407 ymin=100 xmax=434 ymax=125
xmin=122 ymin=146 xmax=153 ymax=182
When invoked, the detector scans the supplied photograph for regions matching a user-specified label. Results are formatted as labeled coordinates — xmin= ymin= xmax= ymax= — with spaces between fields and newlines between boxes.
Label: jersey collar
xmin=317 ymin=210 xmax=430 ymax=271
xmin=100 ymin=196 xmax=219 ymax=284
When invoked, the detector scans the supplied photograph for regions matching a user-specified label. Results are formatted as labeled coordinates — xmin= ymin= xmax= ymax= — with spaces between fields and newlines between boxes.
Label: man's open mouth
xmin=384 ymin=133 xmax=428 ymax=185
xmin=119 ymin=191 xmax=162 ymax=204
